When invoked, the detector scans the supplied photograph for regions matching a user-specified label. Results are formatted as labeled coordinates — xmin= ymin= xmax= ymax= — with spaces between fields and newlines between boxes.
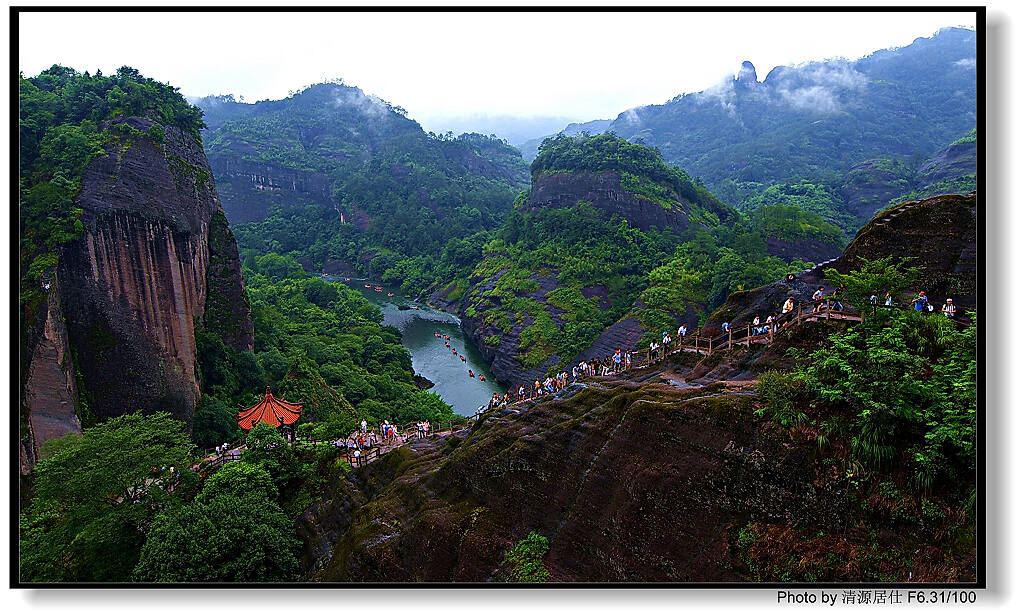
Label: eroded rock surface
xmin=302 ymin=381 xmax=840 ymax=582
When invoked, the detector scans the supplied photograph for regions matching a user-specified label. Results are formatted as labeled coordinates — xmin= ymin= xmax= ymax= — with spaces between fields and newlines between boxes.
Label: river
xmin=324 ymin=276 xmax=504 ymax=416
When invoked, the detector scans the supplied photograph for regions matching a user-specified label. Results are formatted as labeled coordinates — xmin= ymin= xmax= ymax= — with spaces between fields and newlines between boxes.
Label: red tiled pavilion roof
xmin=237 ymin=387 xmax=303 ymax=431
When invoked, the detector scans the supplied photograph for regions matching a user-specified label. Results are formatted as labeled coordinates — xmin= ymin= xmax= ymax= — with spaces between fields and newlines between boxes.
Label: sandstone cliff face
xmin=20 ymin=277 xmax=81 ymax=474
xmin=22 ymin=117 xmax=253 ymax=458
xmin=207 ymin=156 xmax=334 ymax=224
xmin=525 ymin=171 xmax=695 ymax=233
xmin=299 ymin=381 xmax=844 ymax=582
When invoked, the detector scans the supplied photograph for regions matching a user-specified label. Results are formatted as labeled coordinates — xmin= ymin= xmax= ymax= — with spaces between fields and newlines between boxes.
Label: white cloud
xmin=778 ymin=85 xmax=840 ymax=114
xmin=16 ymin=10 xmax=975 ymax=124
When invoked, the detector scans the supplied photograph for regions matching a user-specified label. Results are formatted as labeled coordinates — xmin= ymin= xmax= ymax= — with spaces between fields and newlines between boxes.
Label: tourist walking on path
xmin=942 ymin=298 xmax=957 ymax=318
xmin=913 ymin=291 xmax=929 ymax=313
xmin=813 ymin=286 xmax=827 ymax=312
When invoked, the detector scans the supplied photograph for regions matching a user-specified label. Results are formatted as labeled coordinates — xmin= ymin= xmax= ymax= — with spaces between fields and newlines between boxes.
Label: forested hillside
xmin=194 ymin=83 xmax=530 ymax=293
xmin=451 ymin=134 xmax=841 ymax=387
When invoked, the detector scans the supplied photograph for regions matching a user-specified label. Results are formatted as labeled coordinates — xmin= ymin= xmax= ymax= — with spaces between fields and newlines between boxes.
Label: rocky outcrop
xmin=837 ymin=192 xmax=977 ymax=304
xmin=915 ymin=139 xmax=977 ymax=186
xmin=841 ymin=159 xmax=913 ymax=220
xmin=20 ymin=277 xmax=80 ymax=474
xmin=705 ymin=191 xmax=978 ymax=332
xmin=841 ymin=139 xmax=976 ymax=223
xmin=206 ymin=156 xmax=334 ymax=224
xmin=22 ymin=117 xmax=254 ymax=459
xmin=299 ymin=382 xmax=843 ymax=582
xmin=525 ymin=171 xmax=696 ymax=233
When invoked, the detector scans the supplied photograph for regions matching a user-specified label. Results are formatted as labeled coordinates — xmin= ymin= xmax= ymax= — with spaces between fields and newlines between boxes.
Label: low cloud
xmin=331 ymin=87 xmax=390 ymax=119
xmin=778 ymin=85 xmax=839 ymax=113
xmin=620 ymin=107 xmax=643 ymax=125
xmin=953 ymin=58 xmax=976 ymax=68
xmin=693 ymin=74 xmax=743 ymax=120
xmin=773 ymin=61 xmax=867 ymax=114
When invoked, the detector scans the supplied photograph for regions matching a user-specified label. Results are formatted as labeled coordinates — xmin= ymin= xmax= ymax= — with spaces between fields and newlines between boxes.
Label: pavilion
xmin=237 ymin=387 xmax=303 ymax=440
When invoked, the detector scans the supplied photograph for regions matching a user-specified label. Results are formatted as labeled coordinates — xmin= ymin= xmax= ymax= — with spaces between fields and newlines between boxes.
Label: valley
xmin=16 ymin=21 xmax=978 ymax=586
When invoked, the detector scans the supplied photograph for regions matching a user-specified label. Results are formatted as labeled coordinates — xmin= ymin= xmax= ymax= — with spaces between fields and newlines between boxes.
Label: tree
xmin=797 ymin=310 xmax=976 ymax=487
xmin=133 ymin=462 xmax=300 ymax=582
xmin=20 ymin=413 xmax=196 ymax=582
xmin=822 ymin=255 xmax=919 ymax=309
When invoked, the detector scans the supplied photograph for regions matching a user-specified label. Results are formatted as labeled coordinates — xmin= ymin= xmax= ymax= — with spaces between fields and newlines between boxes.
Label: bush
xmin=755 ymin=370 xmax=806 ymax=427
xmin=504 ymin=531 xmax=550 ymax=583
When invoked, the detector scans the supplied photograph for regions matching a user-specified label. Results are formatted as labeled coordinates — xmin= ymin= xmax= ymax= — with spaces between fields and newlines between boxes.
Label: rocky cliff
xmin=524 ymin=171 xmax=696 ymax=233
xmin=21 ymin=117 xmax=253 ymax=468
xmin=841 ymin=139 xmax=976 ymax=222
xmin=451 ymin=163 xmax=723 ymax=390
xmin=297 ymin=374 xmax=974 ymax=582
xmin=206 ymin=155 xmax=334 ymax=224
xmin=705 ymin=191 xmax=978 ymax=332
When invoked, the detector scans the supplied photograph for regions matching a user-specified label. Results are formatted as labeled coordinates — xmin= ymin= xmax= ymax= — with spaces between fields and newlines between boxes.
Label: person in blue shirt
xmin=913 ymin=291 xmax=929 ymax=312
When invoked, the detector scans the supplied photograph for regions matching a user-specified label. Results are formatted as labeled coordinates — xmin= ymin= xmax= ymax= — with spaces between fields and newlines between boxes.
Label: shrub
xmin=504 ymin=531 xmax=550 ymax=582
xmin=755 ymin=369 xmax=806 ymax=427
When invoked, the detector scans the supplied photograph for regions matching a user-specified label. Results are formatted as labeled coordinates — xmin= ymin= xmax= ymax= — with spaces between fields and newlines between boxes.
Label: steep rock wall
xmin=49 ymin=117 xmax=251 ymax=429
xmin=20 ymin=277 xmax=81 ymax=474
xmin=302 ymin=382 xmax=844 ymax=582
xmin=525 ymin=171 xmax=694 ymax=233
xmin=207 ymin=156 xmax=334 ymax=224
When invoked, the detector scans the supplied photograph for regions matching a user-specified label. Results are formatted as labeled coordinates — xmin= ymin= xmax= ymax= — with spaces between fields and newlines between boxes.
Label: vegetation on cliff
xmin=741 ymin=259 xmax=976 ymax=581
xmin=19 ymin=65 xmax=204 ymax=289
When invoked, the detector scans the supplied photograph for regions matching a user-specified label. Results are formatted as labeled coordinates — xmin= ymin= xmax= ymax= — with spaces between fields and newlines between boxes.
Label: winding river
xmin=325 ymin=276 xmax=504 ymax=416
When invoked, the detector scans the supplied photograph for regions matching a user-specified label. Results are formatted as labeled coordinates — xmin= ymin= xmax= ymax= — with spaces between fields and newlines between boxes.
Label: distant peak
xmin=736 ymin=61 xmax=758 ymax=84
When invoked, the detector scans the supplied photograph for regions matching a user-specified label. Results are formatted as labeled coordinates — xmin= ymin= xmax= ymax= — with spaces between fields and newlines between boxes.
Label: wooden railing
xmin=604 ymin=300 xmax=863 ymax=372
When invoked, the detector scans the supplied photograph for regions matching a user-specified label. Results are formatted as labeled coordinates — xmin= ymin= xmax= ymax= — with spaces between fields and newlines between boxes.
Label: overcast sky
xmin=18 ymin=9 xmax=976 ymax=134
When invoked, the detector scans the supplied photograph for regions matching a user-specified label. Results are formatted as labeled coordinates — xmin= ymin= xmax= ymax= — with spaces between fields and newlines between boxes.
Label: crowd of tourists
xmin=871 ymin=290 xmax=959 ymax=318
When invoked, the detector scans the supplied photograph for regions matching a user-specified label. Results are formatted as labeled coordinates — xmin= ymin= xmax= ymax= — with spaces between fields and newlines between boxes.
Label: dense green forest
xmin=20 ymin=409 xmax=348 ymax=582
xmin=459 ymin=134 xmax=835 ymax=371
xmin=193 ymin=251 xmax=457 ymax=449
xmin=200 ymin=82 xmax=529 ymax=293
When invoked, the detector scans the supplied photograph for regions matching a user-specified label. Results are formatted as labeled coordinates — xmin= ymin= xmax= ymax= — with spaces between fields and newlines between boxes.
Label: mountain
xmin=517 ymin=28 xmax=976 ymax=231
xmin=605 ymin=27 xmax=976 ymax=223
xmin=193 ymin=83 xmax=530 ymax=293
xmin=19 ymin=67 xmax=253 ymax=470
xmin=434 ymin=134 xmax=839 ymax=390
